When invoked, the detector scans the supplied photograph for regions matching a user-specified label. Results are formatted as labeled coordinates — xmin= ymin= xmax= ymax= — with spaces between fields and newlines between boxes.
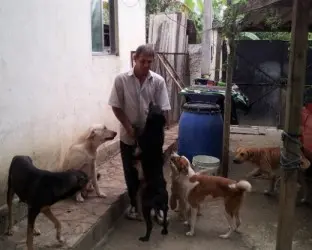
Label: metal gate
xmin=232 ymin=40 xmax=289 ymax=127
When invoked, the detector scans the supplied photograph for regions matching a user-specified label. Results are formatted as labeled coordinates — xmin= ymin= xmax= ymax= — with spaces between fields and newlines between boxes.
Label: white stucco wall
xmin=0 ymin=0 xmax=146 ymax=204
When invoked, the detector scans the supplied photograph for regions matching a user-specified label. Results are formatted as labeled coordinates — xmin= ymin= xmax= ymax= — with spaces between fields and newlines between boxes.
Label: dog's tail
xmin=228 ymin=180 xmax=252 ymax=192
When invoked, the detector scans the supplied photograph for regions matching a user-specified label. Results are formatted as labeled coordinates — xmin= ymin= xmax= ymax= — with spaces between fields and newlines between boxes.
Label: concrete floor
xmin=100 ymin=128 xmax=312 ymax=250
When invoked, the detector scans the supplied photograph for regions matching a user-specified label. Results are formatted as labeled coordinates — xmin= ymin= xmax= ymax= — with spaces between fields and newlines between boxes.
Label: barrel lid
xmin=183 ymin=102 xmax=220 ymax=113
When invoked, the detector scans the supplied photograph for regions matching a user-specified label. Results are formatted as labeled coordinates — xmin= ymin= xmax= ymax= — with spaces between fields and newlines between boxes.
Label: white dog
xmin=61 ymin=124 xmax=117 ymax=202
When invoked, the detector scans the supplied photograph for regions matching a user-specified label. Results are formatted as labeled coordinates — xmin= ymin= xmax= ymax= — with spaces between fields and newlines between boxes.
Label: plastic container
xmin=194 ymin=78 xmax=216 ymax=86
xmin=177 ymin=102 xmax=224 ymax=162
xmin=192 ymin=155 xmax=220 ymax=175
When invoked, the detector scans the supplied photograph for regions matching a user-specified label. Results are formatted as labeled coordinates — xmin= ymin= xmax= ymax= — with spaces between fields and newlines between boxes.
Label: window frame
xmin=91 ymin=0 xmax=119 ymax=56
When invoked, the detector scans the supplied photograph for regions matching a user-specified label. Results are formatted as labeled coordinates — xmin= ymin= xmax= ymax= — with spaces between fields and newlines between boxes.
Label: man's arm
xmin=111 ymin=107 xmax=134 ymax=138
xmin=108 ymin=76 xmax=135 ymax=137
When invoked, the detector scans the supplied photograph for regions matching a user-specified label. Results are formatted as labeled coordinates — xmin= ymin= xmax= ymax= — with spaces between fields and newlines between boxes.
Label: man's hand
xmin=165 ymin=111 xmax=170 ymax=130
xmin=126 ymin=125 xmax=135 ymax=139
xmin=112 ymin=107 xmax=135 ymax=138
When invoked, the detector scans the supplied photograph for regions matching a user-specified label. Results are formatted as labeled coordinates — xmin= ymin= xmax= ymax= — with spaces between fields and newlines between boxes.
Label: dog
xmin=135 ymin=102 xmax=169 ymax=242
xmin=61 ymin=124 xmax=117 ymax=202
xmin=169 ymin=153 xmax=202 ymax=221
xmin=133 ymin=145 xmax=166 ymax=224
xmin=6 ymin=155 xmax=89 ymax=250
xmin=170 ymin=152 xmax=252 ymax=239
xmin=233 ymin=146 xmax=310 ymax=202
xmin=169 ymin=153 xmax=195 ymax=222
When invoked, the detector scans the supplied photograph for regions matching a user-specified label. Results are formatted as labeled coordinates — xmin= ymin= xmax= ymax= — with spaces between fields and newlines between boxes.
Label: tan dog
xmin=169 ymin=158 xmax=187 ymax=220
xmin=233 ymin=146 xmax=310 ymax=202
xmin=61 ymin=124 xmax=117 ymax=202
xmin=171 ymin=152 xmax=252 ymax=239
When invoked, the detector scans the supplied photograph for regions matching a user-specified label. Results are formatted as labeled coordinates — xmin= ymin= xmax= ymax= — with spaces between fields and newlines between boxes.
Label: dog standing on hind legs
xmin=136 ymin=102 xmax=169 ymax=242
xmin=6 ymin=155 xmax=89 ymax=250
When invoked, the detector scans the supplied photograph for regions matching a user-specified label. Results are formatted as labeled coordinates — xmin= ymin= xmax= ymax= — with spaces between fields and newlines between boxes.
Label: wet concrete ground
xmin=100 ymin=128 xmax=312 ymax=250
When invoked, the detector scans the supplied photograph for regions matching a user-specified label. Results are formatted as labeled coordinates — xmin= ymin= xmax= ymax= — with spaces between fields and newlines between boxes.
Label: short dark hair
xmin=135 ymin=44 xmax=155 ymax=58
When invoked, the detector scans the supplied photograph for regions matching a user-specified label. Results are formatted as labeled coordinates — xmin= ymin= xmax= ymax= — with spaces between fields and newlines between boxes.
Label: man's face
xmin=134 ymin=54 xmax=154 ymax=76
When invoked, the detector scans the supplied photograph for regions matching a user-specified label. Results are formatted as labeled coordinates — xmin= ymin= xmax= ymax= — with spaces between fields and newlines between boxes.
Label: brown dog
xmin=170 ymin=152 xmax=252 ymax=239
xmin=61 ymin=124 xmax=117 ymax=202
xmin=169 ymin=152 xmax=202 ymax=221
xmin=233 ymin=146 xmax=310 ymax=202
xmin=169 ymin=159 xmax=187 ymax=220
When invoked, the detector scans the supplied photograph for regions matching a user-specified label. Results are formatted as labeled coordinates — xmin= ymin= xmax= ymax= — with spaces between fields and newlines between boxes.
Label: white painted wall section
xmin=0 ymin=0 xmax=146 ymax=204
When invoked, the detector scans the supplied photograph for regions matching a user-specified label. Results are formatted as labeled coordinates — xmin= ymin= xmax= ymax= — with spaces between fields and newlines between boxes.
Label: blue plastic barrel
xmin=178 ymin=102 xmax=224 ymax=162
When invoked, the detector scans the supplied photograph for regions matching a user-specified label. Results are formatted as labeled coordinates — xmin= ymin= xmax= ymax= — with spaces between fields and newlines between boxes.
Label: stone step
xmin=0 ymin=126 xmax=178 ymax=250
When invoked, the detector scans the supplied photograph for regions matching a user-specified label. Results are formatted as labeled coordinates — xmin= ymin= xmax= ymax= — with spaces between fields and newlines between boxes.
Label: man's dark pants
xmin=120 ymin=141 xmax=140 ymax=210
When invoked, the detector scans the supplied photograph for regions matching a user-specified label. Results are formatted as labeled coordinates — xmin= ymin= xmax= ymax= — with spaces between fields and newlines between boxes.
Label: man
xmin=108 ymin=45 xmax=171 ymax=220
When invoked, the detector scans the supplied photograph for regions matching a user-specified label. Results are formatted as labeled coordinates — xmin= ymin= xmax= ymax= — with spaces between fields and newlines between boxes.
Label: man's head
xmin=133 ymin=45 xmax=155 ymax=77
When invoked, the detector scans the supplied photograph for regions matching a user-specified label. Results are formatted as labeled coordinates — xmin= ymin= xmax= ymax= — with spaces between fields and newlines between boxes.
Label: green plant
xmin=145 ymin=0 xmax=262 ymax=43
xmin=182 ymin=0 xmax=204 ymax=42
xmin=221 ymin=0 xmax=248 ymax=39
xmin=102 ymin=0 xmax=109 ymax=24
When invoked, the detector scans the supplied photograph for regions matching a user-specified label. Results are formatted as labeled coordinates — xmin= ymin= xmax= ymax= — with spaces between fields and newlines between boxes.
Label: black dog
xmin=136 ymin=102 xmax=169 ymax=242
xmin=6 ymin=155 xmax=89 ymax=250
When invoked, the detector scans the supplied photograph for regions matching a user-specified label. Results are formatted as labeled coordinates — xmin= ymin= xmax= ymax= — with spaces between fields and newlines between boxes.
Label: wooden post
xmin=276 ymin=0 xmax=310 ymax=250
xmin=221 ymin=36 xmax=235 ymax=178
xmin=278 ymin=85 xmax=286 ymax=130
xmin=201 ymin=0 xmax=213 ymax=76
xmin=214 ymin=29 xmax=223 ymax=82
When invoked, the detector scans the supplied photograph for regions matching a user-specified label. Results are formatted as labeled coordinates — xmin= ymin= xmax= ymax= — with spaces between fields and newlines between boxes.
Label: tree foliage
xmin=146 ymin=0 xmax=312 ymax=42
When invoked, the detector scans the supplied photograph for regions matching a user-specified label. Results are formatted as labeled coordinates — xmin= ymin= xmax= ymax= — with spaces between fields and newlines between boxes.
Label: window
xmin=91 ymin=0 xmax=118 ymax=55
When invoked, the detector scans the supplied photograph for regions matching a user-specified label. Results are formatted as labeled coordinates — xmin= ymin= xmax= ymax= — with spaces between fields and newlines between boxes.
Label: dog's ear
xmin=180 ymin=156 xmax=190 ymax=167
xmin=76 ymin=171 xmax=89 ymax=187
xmin=68 ymin=170 xmax=88 ymax=188
xmin=86 ymin=128 xmax=96 ymax=139
xmin=26 ymin=156 xmax=33 ymax=164
xmin=170 ymin=161 xmax=178 ymax=175
xmin=247 ymin=150 xmax=254 ymax=158
xmin=236 ymin=146 xmax=243 ymax=153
